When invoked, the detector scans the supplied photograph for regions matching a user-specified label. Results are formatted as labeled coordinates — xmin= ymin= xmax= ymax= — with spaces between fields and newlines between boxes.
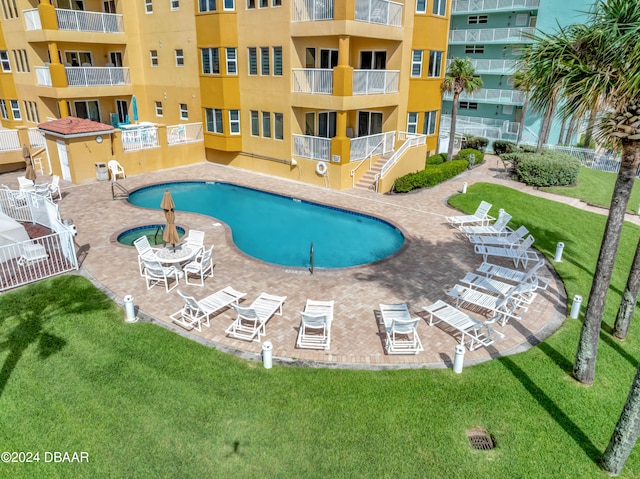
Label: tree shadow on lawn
xmin=0 ymin=275 xmax=114 ymax=400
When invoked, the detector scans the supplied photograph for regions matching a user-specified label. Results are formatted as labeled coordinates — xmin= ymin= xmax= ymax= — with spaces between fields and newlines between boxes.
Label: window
xmin=224 ymin=0 xmax=234 ymax=9
xmin=411 ymin=50 xmax=423 ymax=78
xmin=104 ymin=1 xmax=116 ymax=13
xmin=247 ymin=0 xmax=255 ymax=8
xmin=260 ymin=47 xmax=269 ymax=75
xmin=415 ymin=0 xmax=426 ymax=13
xmin=206 ymin=108 xmax=223 ymax=133
xmin=150 ymin=50 xmax=158 ymax=67
xmin=515 ymin=13 xmax=528 ymax=26
xmin=423 ymin=111 xmax=437 ymax=135
xmin=145 ymin=0 xmax=153 ymax=13
xmin=262 ymin=111 xmax=271 ymax=137
xmin=259 ymin=0 xmax=267 ymax=7
xmin=433 ymin=0 xmax=446 ymax=16
xmin=248 ymin=47 xmax=257 ymax=75
xmin=10 ymin=100 xmax=21 ymax=120
xmin=175 ymin=49 xmax=184 ymax=67
xmin=503 ymin=105 xmax=514 ymax=115
xmin=359 ymin=50 xmax=385 ymax=70
xmin=428 ymin=51 xmax=442 ymax=78
xmin=13 ymin=50 xmax=29 ymax=72
xmin=468 ymin=14 xmax=488 ymax=24
xmin=459 ymin=101 xmax=478 ymax=110
xmin=73 ymin=100 xmax=100 ymax=122
xmin=272 ymin=0 xmax=281 ymax=5
xmin=464 ymin=45 xmax=484 ymax=54
xmin=0 ymin=100 xmax=7 ymax=120
xmin=274 ymin=112 xmax=283 ymax=140
xmin=229 ymin=110 xmax=240 ymax=134
xmin=226 ymin=48 xmax=237 ymax=74
xmin=171 ymin=0 xmax=179 ymax=10
xmin=318 ymin=111 xmax=337 ymax=138
xmin=0 ymin=51 xmax=10 ymax=72
xmin=407 ymin=112 xmax=418 ymax=134
xmin=202 ymin=48 xmax=220 ymax=74
xmin=23 ymin=101 xmax=40 ymax=123
xmin=180 ymin=103 xmax=188 ymax=120
xmin=250 ymin=110 xmax=259 ymax=136
xmin=273 ymin=47 xmax=282 ymax=76
xmin=199 ymin=0 xmax=216 ymax=11
xmin=155 ymin=101 xmax=163 ymax=116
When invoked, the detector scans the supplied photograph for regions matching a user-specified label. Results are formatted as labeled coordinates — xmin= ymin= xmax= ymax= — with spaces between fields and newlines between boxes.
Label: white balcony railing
xmin=353 ymin=70 xmax=399 ymax=95
xmin=449 ymin=27 xmax=535 ymax=43
xmin=56 ymin=8 xmax=124 ymax=33
xmin=35 ymin=66 xmax=52 ymax=87
xmin=166 ymin=123 xmax=204 ymax=145
xmin=451 ymin=0 xmax=539 ymax=13
xmin=66 ymin=67 xmax=130 ymax=87
xmin=354 ymin=0 xmax=403 ymax=27
xmin=23 ymin=9 xmax=42 ymax=30
xmin=380 ymin=132 xmax=426 ymax=178
xmin=292 ymin=134 xmax=331 ymax=161
xmin=440 ymin=114 xmax=520 ymax=139
xmin=0 ymin=129 xmax=21 ymax=152
xmin=121 ymin=126 xmax=159 ymax=152
xmin=443 ymin=88 xmax=525 ymax=105
xmin=446 ymin=59 xmax=516 ymax=75
xmin=292 ymin=0 xmax=334 ymax=22
xmin=292 ymin=69 xmax=333 ymax=94
xmin=350 ymin=132 xmax=395 ymax=162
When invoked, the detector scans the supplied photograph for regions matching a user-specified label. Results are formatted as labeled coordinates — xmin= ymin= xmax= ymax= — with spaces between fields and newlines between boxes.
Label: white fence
xmin=28 ymin=128 xmax=46 ymax=149
xmin=350 ymin=131 xmax=395 ymax=162
xmin=121 ymin=126 xmax=159 ymax=152
xmin=449 ymin=27 xmax=535 ymax=43
xmin=451 ymin=0 xmax=539 ymax=13
xmin=353 ymin=70 xmax=399 ymax=95
xmin=293 ymin=0 xmax=334 ymax=21
xmin=354 ymin=0 xmax=403 ymax=27
xmin=66 ymin=67 xmax=130 ymax=87
xmin=56 ymin=8 xmax=124 ymax=33
xmin=292 ymin=135 xmax=331 ymax=161
xmin=292 ymin=69 xmax=333 ymax=94
xmin=380 ymin=132 xmax=426 ymax=178
xmin=443 ymin=88 xmax=525 ymax=105
xmin=0 ymin=130 xmax=21 ymax=152
xmin=166 ymin=123 xmax=204 ymax=145
xmin=0 ymin=189 xmax=78 ymax=292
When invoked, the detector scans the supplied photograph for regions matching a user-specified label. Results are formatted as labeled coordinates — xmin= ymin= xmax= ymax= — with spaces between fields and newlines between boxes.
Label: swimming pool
xmin=128 ymin=182 xmax=404 ymax=268
xmin=117 ymin=224 xmax=186 ymax=247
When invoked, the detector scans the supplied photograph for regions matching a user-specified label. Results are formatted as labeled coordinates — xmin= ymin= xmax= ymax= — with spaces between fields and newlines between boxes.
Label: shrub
xmin=519 ymin=144 xmax=536 ymax=153
xmin=455 ymin=148 xmax=484 ymax=166
xmin=493 ymin=140 xmax=518 ymax=155
xmin=464 ymin=135 xmax=489 ymax=151
xmin=394 ymin=159 xmax=469 ymax=193
xmin=514 ymin=151 xmax=580 ymax=187
xmin=426 ymin=153 xmax=447 ymax=166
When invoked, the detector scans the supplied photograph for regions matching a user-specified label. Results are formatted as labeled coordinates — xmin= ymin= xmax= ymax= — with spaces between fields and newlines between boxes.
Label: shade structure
xmin=161 ymin=189 xmax=179 ymax=247
xmin=132 ymin=96 xmax=138 ymax=122
xmin=23 ymin=144 xmax=36 ymax=181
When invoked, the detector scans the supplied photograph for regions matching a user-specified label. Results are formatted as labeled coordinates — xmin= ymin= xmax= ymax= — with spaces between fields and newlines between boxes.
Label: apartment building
xmin=0 ymin=1 xmax=450 ymax=191
xmin=442 ymin=0 xmax=586 ymax=146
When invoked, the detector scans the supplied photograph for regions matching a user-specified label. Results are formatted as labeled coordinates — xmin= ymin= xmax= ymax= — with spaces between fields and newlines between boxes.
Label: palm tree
xmin=613 ymin=237 xmax=640 ymax=340
xmin=441 ymin=58 xmax=483 ymax=161
xmin=513 ymin=71 xmax=530 ymax=146
xmin=518 ymin=0 xmax=640 ymax=387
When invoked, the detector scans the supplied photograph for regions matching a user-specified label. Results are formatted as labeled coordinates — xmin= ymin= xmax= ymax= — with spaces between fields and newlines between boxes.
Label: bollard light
xmin=554 ymin=242 xmax=565 ymax=262
xmin=453 ymin=345 xmax=465 ymax=374
xmin=262 ymin=341 xmax=273 ymax=369
xmin=461 ymin=182 xmax=468 ymax=194
xmin=570 ymin=295 xmax=583 ymax=319
xmin=123 ymin=295 xmax=137 ymax=322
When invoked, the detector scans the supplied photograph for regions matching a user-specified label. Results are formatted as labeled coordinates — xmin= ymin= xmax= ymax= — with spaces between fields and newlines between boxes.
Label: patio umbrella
xmin=132 ymin=95 xmax=138 ymax=123
xmin=161 ymin=189 xmax=179 ymax=249
xmin=23 ymin=144 xmax=36 ymax=182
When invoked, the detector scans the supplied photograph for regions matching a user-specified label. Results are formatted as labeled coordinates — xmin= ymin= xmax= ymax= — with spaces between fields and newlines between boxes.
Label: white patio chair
xmin=296 ymin=299 xmax=334 ymax=350
xmin=170 ymin=287 xmax=246 ymax=332
xmin=49 ymin=175 xmax=61 ymax=200
xmin=379 ymin=303 xmax=423 ymax=355
xmin=462 ymin=210 xmax=512 ymax=236
xmin=423 ymin=300 xmax=504 ymax=351
xmin=108 ymin=160 xmax=126 ymax=181
xmin=34 ymin=183 xmax=52 ymax=201
xmin=185 ymin=229 xmax=205 ymax=249
xmin=17 ymin=176 xmax=35 ymax=192
xmin=445 ymin=201 xmax=494 ymax=230
xmin=459 ymin=271 xmax=539 ymax=305
xmin=446 ymin=283 xmax=528 ymax=326
xmin=225 ymin=292 xmax=287 ymax=342
xmin=141 ymin=258 xmax=180 ymax=292
xmin=476 ymin=259 xmax=550 ymax=291
xmin=474 ymin=234 xmax=539 ymax=268
xmin=1 ymin=184 xmax=28 ymax=209
xmin=133 ymin=235 xmax=160 ymax=276
xmin=183 ymin=245 xmax=214 ymax=286
xmin=468 ymin=225 xmax=529 ymax=247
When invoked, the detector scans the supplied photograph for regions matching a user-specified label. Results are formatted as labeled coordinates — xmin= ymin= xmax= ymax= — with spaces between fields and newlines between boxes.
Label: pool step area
xmin=354 ymin=156 xmax=390 ymax=192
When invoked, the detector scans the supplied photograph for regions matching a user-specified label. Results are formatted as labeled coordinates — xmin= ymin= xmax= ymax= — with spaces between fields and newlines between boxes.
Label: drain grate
xmin=466 ymin=429 xmax=495 ymax=450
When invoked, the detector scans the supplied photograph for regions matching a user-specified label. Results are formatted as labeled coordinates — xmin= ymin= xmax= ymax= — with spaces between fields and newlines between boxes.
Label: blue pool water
xmin=117 ymin=224 xmax=186 ymax=247
xmin=128 ymin=182 xmax=404 ymax=268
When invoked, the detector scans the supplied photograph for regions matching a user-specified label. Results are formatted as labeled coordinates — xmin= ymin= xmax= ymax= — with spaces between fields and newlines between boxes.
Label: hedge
xmin=394 ymin=159 xmax=469 ymax=193
xmin=493 ymin=140 xmax=519 ymax=155
xmin=464 ymin=135 xmax=489 ymax=151
xmin=514 ymin=151 xmax=580 ymax=187
xmin=426 ymin=153 xmax=447 ymax=166
xmin=455 ymin=148 xmax=484 ymax=165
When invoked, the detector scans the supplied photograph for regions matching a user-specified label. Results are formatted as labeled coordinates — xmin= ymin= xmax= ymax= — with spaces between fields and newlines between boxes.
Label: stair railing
xmin=350 ymin=138 xmax=385 ymax=188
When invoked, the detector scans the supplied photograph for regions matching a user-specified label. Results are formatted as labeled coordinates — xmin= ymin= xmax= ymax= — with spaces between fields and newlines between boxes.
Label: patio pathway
xmin=3 ymin=155 xmax=611 ymax=369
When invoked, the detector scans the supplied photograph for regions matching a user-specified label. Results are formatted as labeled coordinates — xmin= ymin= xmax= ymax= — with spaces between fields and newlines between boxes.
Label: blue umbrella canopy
xmin=132 ymin=96 xmax=138 ymax=122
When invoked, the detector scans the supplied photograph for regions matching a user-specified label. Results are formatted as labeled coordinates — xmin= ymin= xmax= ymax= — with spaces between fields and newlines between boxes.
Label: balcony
xmin=352 ymin=70 xmax=399 ymax=95
xmin=440 ymin=114 xmax=520 ymax=139
xmin=447 ymin=59 xmax=516 ymax=75
xmin=451 ymin=0 xmax=539 ymax=14
xmin=442 ymin=88 xmax=524 ymax=105
xmin=449 ymin=27 xmax=535 ymax=44
xmin=24 ymin=8 xmax=124 ymax=33
xmin=292 ymin=69 xmax=333 ymax=95
xmin=292 ymin=0 xmax=334 ymax=22
xmin=35 ymin=66 xmax=130 ymax=87
xmin=350 ymin=132 xmax=395 ymax=162
xmin=292 ymin=134 xmax=331 ymax=161
xmin=354 ymin=0 xmax=403 ymax=27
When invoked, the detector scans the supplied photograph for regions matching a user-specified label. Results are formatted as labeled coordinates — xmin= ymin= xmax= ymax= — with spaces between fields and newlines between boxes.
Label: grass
xmin=542 ymin=167 xmax=640 ymax=212
xmin=2 ymin=183 xmax=640 ymax=477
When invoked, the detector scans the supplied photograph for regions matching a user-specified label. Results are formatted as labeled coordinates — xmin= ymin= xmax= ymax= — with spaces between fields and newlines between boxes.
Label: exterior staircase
xmin=354 ymin=155 xmax=390 ymax=191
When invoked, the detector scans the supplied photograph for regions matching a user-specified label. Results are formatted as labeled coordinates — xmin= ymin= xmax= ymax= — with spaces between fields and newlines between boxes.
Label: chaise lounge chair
xmin=296 ymin=299 xmax=334 ymax=350
xmin=446 ymin=283 xmax=529 ymax=326
xmin=476 ymin=259 xmax=550 ymax=291
xmin=379 ymin=303 xmax=423 ymax=355
xmin=170 ymin=287 xmax=246 ymax=332
xmin=462 ymin=210 xmax=512 ymax=236
xmin=468 ymin=225 xmax=529 ymax=247
xmin=225 ymin=292 xmax=287 ymax=342
xmin=474 ymin=234 xmax=539 ymax=269
xmin=445 ymin=201 xmax=494 ymax=230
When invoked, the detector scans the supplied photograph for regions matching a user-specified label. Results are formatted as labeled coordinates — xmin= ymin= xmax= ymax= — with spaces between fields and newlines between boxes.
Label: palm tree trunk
xmin=565 ymin=115 xmax=578 ymax=145
xmin=516 ymin=94 xmax=529 ymax=146
xmin=583 ymin=106 xmax=597 ymax=148
xmin=536 ymin=103 xmax=555 ymax=154
xmin=558 ymin=118 xmax=567 ymax=146
xmin=613 ymin=237 xmax=640 ymax=340
xmin=574 ymin=139 xmax=640 ymax=385
xmin=447 ymin=91 xmax=460 ymax=161
xmin=601 ymin=362 xmax=640 ymax=476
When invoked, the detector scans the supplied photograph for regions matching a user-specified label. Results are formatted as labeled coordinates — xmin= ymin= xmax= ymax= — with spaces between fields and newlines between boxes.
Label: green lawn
xmin=2 ymin=183 xmax=640 ymax=477
xmin=542 ymin=166 xmax=640 ymax=212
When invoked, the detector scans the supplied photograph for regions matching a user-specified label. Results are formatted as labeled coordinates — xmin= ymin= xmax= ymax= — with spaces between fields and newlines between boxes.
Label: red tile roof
xmin=38 ymin=117 xmax=114 ymax=136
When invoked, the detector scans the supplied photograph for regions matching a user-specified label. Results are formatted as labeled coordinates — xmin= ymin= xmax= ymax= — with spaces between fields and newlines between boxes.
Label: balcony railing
xmin=443 ymin=88 xmax=524 ymax=105
xmin=166 ymin=123 xmax=204 ymax=145
xmin=35 ymin=66 xmax=52 ymax=87
xmin=353 ymin=70 xmax=399 ymax=95
xmin=292 ymin=134 xmax=331 ymax=161
xmin=121 ymin=125 xmax=159 ymax=152
xmin=66 ymin=66 xmax=130 ymax=87
xmin=292 ymin=0 xmax=334 ymax=22
xmin=292 ymin=69 xmax=333 ymax=94
xmin=23 ymin=9 xmax=41 ymax=30
xmin=449 ymin=27 xmax=535 ymax=43
xmin=451 ymin=0 xmax=539 ymax=13
xmin=447 ymin=59 xmax=516 ymax=75
xmin=354 ymin=0 xmax=403 ymax=27
xmin=23 ymin=8 xmax=123 ymax=33
xmin=350 ymin=132 xmax=395 ymax=162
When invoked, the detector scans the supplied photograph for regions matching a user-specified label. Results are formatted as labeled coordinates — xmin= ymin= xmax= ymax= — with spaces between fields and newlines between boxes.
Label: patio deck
xmin=0 ymin=159 xmax=567 ymax=369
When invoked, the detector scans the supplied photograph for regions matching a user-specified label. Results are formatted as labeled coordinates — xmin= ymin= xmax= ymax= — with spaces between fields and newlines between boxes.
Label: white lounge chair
xmin=379 ymin=303 xmax=423 ymax=355
xmin=296 ymin=299 xmax=334 ymax=350
xmin=476 ymin=259 xmax=550 ymax=291
xmin=468 ymin=225 xmax=529 ymax=247
xmin=184 ymin=229 xmax=205 ymax=249
xmin=445 ymin=201 xmax=494 ymax=230
xmin=474 ymin=234 xmax=539 ymax=269
xmin=226 ymin=292 xmax=287 ymax=342
xmin=133 ymin=235 xmax=160 ymax=276
xmin=423 ymin=300 xmax=504 ymax=351
xmin=49 ymin=175 xmax=61 ymax=200
xmin=170 ymin=287 xmax=246 ymax=332
xmin=446 ymin=283 xmax=529 ymax=326
xmin=108 ymin=160 xmax=125 ymax=181
xmin=462 ymin=210 xmax=512 ymax=236
xmin=183 ymin=245 xmax=214 ymax=286
xmin=18 ymin=242 xmax=48 ymax=266
xmin=459 ymin=271 xmax=539 ymax=305
xmin=34 ymin=183 xmax=52 ymax=201
xmin=141 ymin=257 xmax=180 ymax=292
